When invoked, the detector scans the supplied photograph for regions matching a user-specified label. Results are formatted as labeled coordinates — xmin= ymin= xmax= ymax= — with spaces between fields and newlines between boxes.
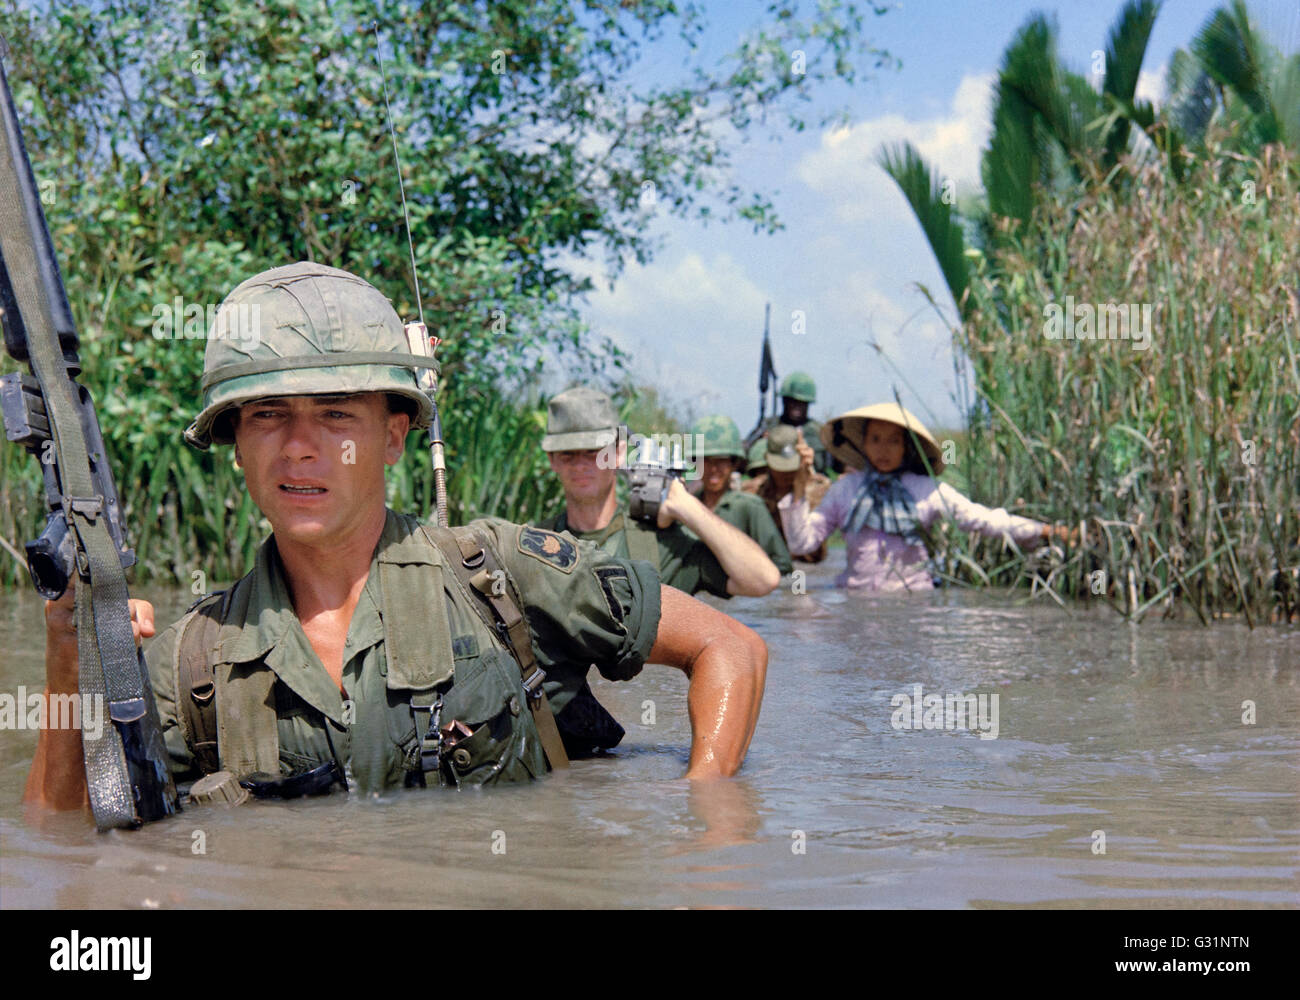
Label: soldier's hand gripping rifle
xmin=0 ymin=35 xmax=178 ymax=828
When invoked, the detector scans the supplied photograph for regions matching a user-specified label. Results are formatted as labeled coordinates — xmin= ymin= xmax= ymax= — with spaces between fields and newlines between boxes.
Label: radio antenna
xmin=372 ymin=22 xmax=448 ymax=526
xmin=373 ymin=22 xmax=425 ymax=329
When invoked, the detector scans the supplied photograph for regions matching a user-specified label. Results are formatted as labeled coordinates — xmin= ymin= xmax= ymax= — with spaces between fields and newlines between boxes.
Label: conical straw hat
xmin=820 ymin=402 xmax=944 ymax=473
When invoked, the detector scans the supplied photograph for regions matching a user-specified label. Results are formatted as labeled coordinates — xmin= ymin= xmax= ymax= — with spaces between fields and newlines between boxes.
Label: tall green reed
xmin=932 ymin=145 xmax=1298 ymax=624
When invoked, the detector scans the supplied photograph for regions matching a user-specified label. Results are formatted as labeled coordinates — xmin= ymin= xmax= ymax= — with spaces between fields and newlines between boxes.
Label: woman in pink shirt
xmin=779 ymin=403 xmax=1068 ymax=591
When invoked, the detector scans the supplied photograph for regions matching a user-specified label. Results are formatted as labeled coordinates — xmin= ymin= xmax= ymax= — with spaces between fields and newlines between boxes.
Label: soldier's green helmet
xmin=746 ymin=437 xmax=768 ymax=474
xmin=779 ymin=371 xmax=817 ymax=403
xmin=185 ymin=262 xmax=436 ymax=449
xmin=691 ymin=415 xmax=746 ymax=460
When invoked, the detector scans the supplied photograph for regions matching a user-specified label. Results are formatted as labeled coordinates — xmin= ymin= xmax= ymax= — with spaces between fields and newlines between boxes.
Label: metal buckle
xmin=521 ymin=667 xmax=546 ymax=703
xmin=63 ymin=495 xmax=104 ymax=522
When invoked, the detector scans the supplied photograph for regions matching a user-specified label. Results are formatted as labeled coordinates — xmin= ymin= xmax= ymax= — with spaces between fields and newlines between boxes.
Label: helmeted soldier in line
xmin=26 ymin=263 xmax=768 ymax=814
xmin=537 ymin=388 xmax=780 ymax=600
xmin=755 ymin=371 xmax=829 ymax=476
xmin=686 ymin=414 xmax=791 ymax=576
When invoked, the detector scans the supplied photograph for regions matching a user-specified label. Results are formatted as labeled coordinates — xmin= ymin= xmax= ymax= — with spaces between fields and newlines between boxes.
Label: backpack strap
xmin=420 ymin=524 xmax=570 ymax=771
xmin=173 ymin=587 xmax=237 ymax=776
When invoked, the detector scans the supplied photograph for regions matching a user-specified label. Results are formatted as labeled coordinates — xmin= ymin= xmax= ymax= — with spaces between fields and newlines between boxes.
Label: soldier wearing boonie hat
xmin=752 ymin=370 xmax=829 ymax=475
xmin=539 ymin=388 xmax=781 ymax=600
xmin=29 ymin=264 xmax=771 ymax=815
xmin=742 ymin=423 xmax=830 ymax=564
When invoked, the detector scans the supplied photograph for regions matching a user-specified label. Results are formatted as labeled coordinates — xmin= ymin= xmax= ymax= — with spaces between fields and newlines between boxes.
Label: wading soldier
xmin=688 ymin=414 xmax=791 ymax=576
xmin=25 ymin=263 xmax=767 ymax=813
xmin=742 ymin=424 xmax=831 ymax=564
xmin=757 ymin=371 xmax=829 ymax=475
xmin=538 ymin=388 xmax=781 ymax=600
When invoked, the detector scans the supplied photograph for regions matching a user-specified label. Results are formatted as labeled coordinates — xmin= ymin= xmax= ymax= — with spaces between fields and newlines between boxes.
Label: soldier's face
xmin=769 ymin=467 xmax=795 ymax=493
xmin=233 ymin=393 xmax=409 ymax=547
xmin=701 ymin=457 xmax=734 ymax=494
xmin=548 ymin=441 xmax=621 ymax=503
xmin=782 ymin=398 xmax=808 ymax=425
xmin=862 ymin=420 xmax=904 ymax=474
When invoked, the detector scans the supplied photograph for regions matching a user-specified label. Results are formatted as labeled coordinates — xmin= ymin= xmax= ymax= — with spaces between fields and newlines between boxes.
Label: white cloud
xmin=796 ymin=72 xmax=995 ymax=222
xmin=1135 ymin=64 xmax=1167 ymax=109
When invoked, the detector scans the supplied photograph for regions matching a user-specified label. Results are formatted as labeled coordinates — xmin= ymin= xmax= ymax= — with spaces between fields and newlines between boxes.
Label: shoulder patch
xmin=517 ymin=526 xmax=579 ymax=573
xmin=593 ymin=565 xmax=629 ymax=624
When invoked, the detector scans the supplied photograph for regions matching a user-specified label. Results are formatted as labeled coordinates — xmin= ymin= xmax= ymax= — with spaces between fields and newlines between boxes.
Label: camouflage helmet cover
xmin=691 ymin=414 xmax=746 ymax=460
xmin=778 ymin=371 xmax=817 ymax=403
xmin=185 ymin=262 xmax=436 ymax=449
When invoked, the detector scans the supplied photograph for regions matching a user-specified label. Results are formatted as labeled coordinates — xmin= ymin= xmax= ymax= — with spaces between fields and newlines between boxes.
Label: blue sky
xmin=569 ymin=0 xmax=1299 ymax=434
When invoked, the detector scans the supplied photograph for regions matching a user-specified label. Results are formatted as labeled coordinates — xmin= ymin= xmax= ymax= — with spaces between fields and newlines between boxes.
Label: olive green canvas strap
xmin=174 ymin=588 xmax=235 ymax=776
xmin=421 ymin=525 xmax=570 ymax=771
xmin=620 ymin=516 xmax=661 ymax=567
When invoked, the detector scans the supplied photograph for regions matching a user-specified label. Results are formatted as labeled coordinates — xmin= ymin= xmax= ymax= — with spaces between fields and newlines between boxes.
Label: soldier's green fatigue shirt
xmin=701 ymin=489 xmax=792 ymax=575
xmin=144 ymin=510 xmax=661 ymax=792
xmin=763 ymin=415 xmax=829 ymax=475
xmin=541 ymin=508 xmax=732 ymax=599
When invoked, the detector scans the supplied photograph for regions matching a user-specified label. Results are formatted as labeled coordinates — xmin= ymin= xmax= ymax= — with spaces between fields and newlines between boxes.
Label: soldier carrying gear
xmin=27 ymin=263 xmax=770 ymax=815
xmin=538 ymin=387 xmax=781 ymax=599
xmin=742 ymin=424 xmax=831 ymax=564
xmin=687 ymin=415 xmax=791 ymax=575
xmin=751 ymin=370 xmax=830 ymax=476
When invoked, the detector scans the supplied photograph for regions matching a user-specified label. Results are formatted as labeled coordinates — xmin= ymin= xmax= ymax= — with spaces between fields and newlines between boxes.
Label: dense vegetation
xmin=880 ymin=0 xmax=1298 ymax=623
xmin=0 ymin=0 xmax=891 ymax=586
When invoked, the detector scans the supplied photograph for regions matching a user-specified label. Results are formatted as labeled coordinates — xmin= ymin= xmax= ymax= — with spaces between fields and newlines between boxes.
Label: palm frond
xmin=877 ymin=141 xmax=972 ymax=319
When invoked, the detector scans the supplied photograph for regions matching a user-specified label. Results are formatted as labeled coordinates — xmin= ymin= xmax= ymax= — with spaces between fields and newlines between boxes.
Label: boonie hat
xmin=185 ymin=262 xmax=436 ymax=449
xmin=822 ymin=402 xmax=944 ymax=473
xmin=542 ymin=387 xmax=620 ymax=452
xmin=764 ymin=424 xmax=803 ymax=472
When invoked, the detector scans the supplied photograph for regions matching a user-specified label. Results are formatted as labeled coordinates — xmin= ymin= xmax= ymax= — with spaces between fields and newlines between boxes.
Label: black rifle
xmin=0 ymin=35 xmax=178 ymax=828
xmin=744 ymin=302 xmax=777 ymax=452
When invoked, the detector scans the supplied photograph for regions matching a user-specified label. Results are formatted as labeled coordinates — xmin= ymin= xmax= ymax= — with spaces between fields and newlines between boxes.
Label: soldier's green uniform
xmin=541 ymin=508 xmax=731 ymax=598
xmin=148 ymin=511 xmax=658 ymax=792
xmin=759 ymin=372 xmax=828 ymax=475
xmin=539 ymin=388 xmax=734 ymax=598
xmin=161 ymin=262 xmax=663 ymax=793
xmin=687 ymin=414 xmax=791 ymax=575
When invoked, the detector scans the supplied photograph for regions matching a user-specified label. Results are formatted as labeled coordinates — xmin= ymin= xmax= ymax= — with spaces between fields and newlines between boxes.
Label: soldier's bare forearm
xmin=24 ymin=589 xmax=155 ymax=813
xmin=648 ymin=585 xmax=767 ymax=778
xmin=24 ymin=630 xmax=90 ymax=811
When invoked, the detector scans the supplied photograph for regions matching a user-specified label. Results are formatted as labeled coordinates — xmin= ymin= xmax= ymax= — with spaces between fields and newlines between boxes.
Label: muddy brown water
xmin=1 ymin=562 xmax=1296 ymax=908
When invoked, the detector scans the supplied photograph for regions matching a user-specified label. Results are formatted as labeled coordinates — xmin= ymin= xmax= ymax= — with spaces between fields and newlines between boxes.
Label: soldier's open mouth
xmin=280 ymin=485 xmax=327 ymax=494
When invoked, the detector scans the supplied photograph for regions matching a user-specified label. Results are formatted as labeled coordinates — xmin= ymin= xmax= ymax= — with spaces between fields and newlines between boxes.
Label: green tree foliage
xmin=0 ymin=0 xmax=894 ymax=585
